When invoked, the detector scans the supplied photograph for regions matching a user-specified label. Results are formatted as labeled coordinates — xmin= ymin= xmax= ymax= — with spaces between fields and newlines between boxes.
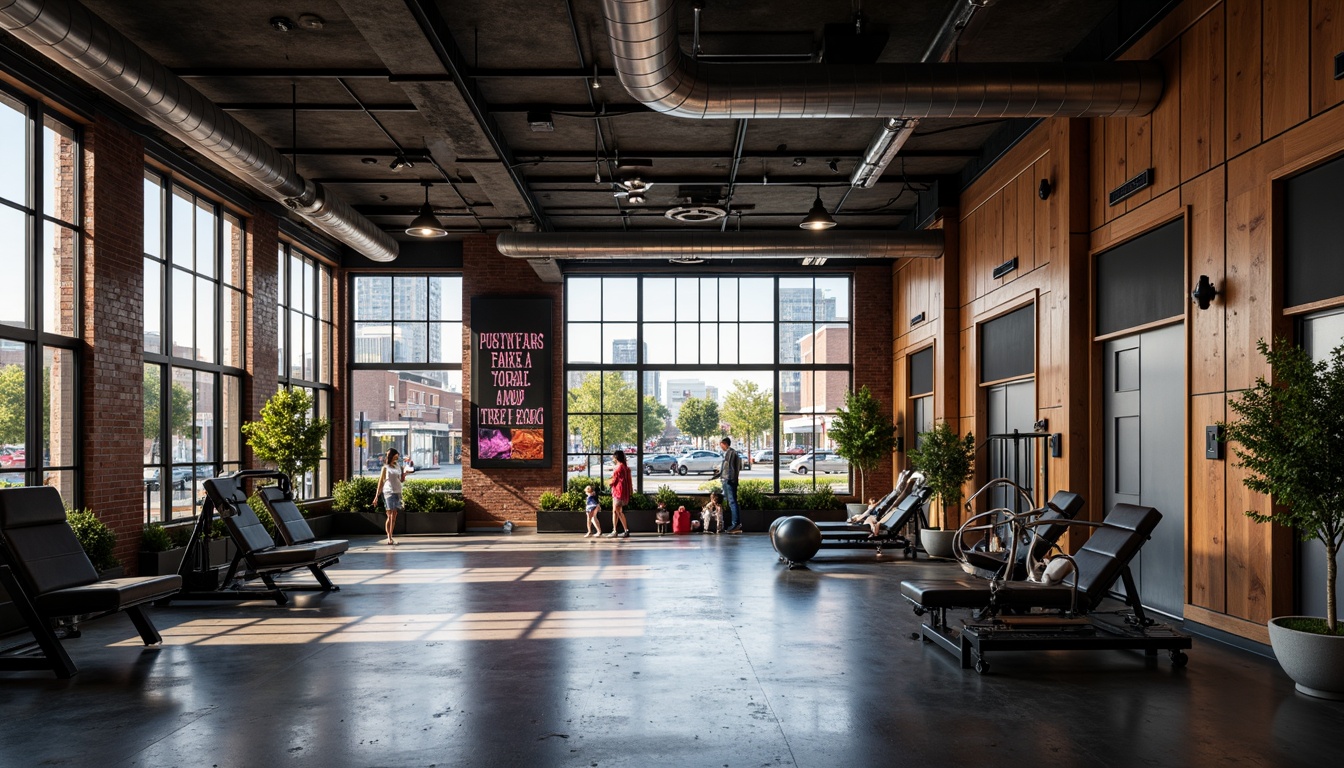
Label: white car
xmin=676 ymin=450 xmax=722 ymax=475
xmin=789 ymin=450 xmax=849 ymax=474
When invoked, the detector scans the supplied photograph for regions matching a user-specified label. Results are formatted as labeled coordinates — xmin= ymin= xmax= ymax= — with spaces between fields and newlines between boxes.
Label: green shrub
xmin=166 ymin=523 xmax=193 ymax=548
xmin=567 ymin=476 xmax=605 ymax=495
xmin=210 ymin=518 xmax=229 ymax=540
xmin=802 ymin=485 xmax=840 ymax=510
xmin=539 ymin=491 xmax=563 ymax=510
xmin=405 ymin=478 xmax=461 ymax=492
xmin=778 ymin=477 xmax=841 ymax=494
xmin=333 ymin=476 xmax=379 ymax=512
xmin=141 ymin=523 xmax=173 ymax=553
xmin=245 ymin=491 xmax=277 ymax=537
xmin=653 ymin=485 xmax=679 ymax=509
xmin=627 ymin=492 xmax=654 ymax=510
xmin=402 ymin=481 xmax=465 ymax=513
xmin=559 ymin=490 xmax=587 ymax=511
xmin=737 ymin=482 xmax=776 ymax=511
xmin=67 ymin=508 xmax=119 ymax=572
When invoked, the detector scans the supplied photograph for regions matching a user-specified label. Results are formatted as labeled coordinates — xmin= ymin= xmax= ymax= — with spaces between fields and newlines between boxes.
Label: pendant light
xmin=406 ymin=182 xmax=449 ymax=238
xmin=799 ymin=187 xmax=837 ymax=230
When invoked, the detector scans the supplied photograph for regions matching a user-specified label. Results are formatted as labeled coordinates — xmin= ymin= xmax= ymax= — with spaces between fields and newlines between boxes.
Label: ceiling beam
xmin=513 ymin=149 xmax=981 ymax=161
xmin=525 ymin=175 xmax=939 ymax=187
xmin=218 ymin=102 xmax=418 ymax=112
xmin=172 ymin=67 xmax=616 ymax=80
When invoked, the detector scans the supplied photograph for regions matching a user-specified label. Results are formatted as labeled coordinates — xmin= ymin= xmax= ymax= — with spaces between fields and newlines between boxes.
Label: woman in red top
xmin=606 ymin=449 xmax=632 ymax=538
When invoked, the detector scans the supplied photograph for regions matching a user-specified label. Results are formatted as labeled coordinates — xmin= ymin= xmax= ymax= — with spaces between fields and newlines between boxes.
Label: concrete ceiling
xmin=69 ymin=0 xmax=1136 ymax=242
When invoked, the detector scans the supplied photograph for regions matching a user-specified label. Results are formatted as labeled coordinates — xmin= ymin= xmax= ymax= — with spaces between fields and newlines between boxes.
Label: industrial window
xmin=908 ymin=347 xmax=934 ymax=451
xmin=1094 ymin=219 xmax=1184 ymax=336
xmin=141 ymin=168 xmax=245 ymax=523
xmin=980 ymin=304 xmax=1035 ymax=383
xmin=349 ymin=275 xmax=463 ymax=480
xmin=564 ymin=275 xmax=852 ymax=495
xmin=0 ymin=86 xmax=82 ymax=502
xmin=1286 ymin=157 xmax=1344 ymax=308
xmin=277 ymin=243 xmax=336 ymax=497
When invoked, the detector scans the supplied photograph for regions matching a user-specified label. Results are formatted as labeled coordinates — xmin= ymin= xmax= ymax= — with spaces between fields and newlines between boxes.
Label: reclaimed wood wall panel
xmin=1263 ymin=0 xmax=1310 ymax=138
xmin=1226 ymin=0 xmax=1263 ymax=157
xmin=1310 ymin=0 xmax=1344 ymax=114
xmin=1186 ymin=168 xmax=1228 ymax=394
xmin=1188 ymin=393 xmax=1227 ymax=611
xmin=1180 ymin=6 xmax=1227 ymax=183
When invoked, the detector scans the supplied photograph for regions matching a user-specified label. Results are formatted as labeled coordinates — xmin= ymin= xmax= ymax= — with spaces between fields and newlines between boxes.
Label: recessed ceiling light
xmin=269 ymin=16 xmax=295 ymax=32
xmin=361 ymin=157 xmax=377 ymax=165
xmin=297 ymin=14 xmax=325 ymax=30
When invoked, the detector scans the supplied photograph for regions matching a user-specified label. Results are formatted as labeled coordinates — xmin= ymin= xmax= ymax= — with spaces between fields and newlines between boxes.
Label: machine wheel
xmin=1170 ymin=650 xmax=1189 ymax=668
xmin=974 ymin=657 xmax=990 ymax=675
xmin=678 ymin=465 xmax=688 ymax=476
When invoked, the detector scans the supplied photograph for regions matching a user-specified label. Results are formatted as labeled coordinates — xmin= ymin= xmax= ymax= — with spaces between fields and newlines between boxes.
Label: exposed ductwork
xmin=497 ymin=230 xmax=944 ymax=261
xmin=601 ymin=0 xmax=1163 ymax=120
xmin=0 ymin=0 xmax=398 ymax=262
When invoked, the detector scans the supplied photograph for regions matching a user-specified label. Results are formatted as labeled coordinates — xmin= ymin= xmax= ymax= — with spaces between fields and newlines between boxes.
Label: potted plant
xmin=909 ymin=421 xmax=975 ymax=559
xmin=830 ymin=385 xmax=898 ymax=516
xmin=241 ymin=387 xmax=329 ymax=499
xmin=138 ymin=523 xmax=186 ymax=576
xmin=1222 ymin=337 xmax=1344 ymax=699
xmin=67 ymin=508 xmax=121 ymax=578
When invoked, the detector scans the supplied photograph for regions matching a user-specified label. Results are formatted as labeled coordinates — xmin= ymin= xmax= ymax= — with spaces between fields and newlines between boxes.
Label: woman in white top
xmin=372 ymin=448 xmax=406 ymax=545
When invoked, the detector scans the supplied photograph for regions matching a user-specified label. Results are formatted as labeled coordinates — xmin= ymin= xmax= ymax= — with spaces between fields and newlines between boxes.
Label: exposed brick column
xmin=244 ymin=212 xmax=279 ymax=466
xmin=461 ymin=235 xmax=563 ymax=527
xmin=852 ymin=263 xmax=895 ymax=503
xmin=80 ymin=114 xmax=145 ymax=571
xmin=329 ymin=263 xmax=348 ymax=488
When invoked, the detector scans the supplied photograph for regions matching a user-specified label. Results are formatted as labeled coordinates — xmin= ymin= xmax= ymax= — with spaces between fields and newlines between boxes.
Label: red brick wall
xmin=852 ymin=263 xmax=895 ymax=502
xmin=80 ymin=114 xmax=146 ymax=570
xmin=461 ymin=235 xmax=563 ymax=527
xmin=244 ymin=213 xmax=279 ymax=461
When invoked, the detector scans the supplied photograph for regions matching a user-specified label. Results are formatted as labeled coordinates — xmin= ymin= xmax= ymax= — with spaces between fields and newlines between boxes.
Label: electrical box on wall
xmin=1205 ymin=425 xmax=1224 ymax=460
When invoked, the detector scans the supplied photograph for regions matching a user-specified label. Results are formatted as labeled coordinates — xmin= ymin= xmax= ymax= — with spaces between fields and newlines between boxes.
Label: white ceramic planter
xmin=1268 ymin=616 xmax=1344 ymax=700
xmin=921 ymin=528 xmax=958 ymax=560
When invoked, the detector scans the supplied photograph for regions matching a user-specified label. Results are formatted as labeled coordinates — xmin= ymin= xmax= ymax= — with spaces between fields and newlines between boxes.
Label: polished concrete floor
xmin=2 ymin=533 xmax=1341 ymax=767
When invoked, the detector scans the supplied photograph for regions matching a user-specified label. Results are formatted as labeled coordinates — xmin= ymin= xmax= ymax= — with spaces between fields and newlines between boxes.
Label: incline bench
xmin=0 ymin=487 xmax=181 ymax=678
xmin=166 ymin=471 xmax=342 ymax=606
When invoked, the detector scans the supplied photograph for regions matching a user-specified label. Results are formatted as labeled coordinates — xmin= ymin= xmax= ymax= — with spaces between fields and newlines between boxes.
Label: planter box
xmin=332 ymin=511 xmax=406 ymax=536
xmin=306 ymin=515 xmax=334 ymax=538
xmin=298 ymin=498 xmax=334 ymax=517
xmin=404 ymin=511 xmax=465 ymax=535
xmin=138 ymin=547 xmax=186 ymax=576
xmin=538 ymin=508 xmax=846 ymax=534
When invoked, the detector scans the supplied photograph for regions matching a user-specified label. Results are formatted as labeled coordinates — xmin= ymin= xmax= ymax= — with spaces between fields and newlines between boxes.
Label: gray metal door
xmin=1300 ymin=311 xmax=1344 ymax=616
xmin=1103 ymin=323 xmax=1185 ymax=617
xmin=985 ymin=379 xmax=1036 ymax=516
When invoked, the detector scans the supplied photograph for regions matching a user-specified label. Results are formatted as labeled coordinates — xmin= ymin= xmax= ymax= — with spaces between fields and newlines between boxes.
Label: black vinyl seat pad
xmin=36 ymin=575 xmax=182 ymax=616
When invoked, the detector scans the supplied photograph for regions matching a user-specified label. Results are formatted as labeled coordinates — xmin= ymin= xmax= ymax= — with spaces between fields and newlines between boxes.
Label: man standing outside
xmin=716 ymin=437 xmax=744 ymax=533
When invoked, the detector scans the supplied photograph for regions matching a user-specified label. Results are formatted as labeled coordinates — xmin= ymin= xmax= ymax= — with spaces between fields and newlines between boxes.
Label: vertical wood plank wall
xmin=893 ymin=0 xmax=1344 ymax=641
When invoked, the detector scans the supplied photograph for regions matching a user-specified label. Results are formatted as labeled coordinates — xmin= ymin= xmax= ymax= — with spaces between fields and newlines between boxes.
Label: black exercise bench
xmin=902 ymin=503 xmax=1191 ymax=674
xmin=165 ymin=471 xmax=341 ymax=606
xmin=0 ymin=487 xmax=181 ymax=678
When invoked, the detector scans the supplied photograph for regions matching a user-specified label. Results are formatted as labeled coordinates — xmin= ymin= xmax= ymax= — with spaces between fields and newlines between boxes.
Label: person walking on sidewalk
xmin=606 ymin=449 xmax=632 ymax=538
xmin=716 ymin=437 xmax=743 ymax=533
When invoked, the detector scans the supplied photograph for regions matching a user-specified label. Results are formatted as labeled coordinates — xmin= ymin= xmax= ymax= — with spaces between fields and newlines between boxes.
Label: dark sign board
xmin=470 ymin=297 xmax=553 ymax=468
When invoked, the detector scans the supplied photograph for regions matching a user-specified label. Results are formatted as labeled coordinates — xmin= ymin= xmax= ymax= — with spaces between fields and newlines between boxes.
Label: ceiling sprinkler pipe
xmin=601 ymin=0 xmax=1163 ymax=120
xmin=496 ymin=229 xmax=944 ymax=260
xmin=0 ymin=0 xmax=398 ymax=261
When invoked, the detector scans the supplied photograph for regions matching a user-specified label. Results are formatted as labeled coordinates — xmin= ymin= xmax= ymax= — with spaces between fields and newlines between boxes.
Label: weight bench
xmin=165 ymin=472 xmax=341 ymax=606
xmin=901 ymin=503 xmax=1191 ymax=674
xmin=255 ymin=486 xmax=349 ymax=561
xmin=816 ymin=484 xmax=933 ymax=557
xmin=0 ymin=487 xmax=181 ymax=678
xmin=957 ymin=490 xmax=1085 ymax=580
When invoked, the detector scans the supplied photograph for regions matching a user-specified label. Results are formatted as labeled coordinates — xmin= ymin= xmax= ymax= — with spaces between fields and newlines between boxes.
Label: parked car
xmin=641 ymin=453 xmax=678 ymax=475
xmin=143 ymin=466 xmax=192 ymax=491
xmin=788 ymin=450 xmax=849 ymax=475
xmin=0 ymin=447 xmax=25 ymax=468
xmin=783 ymin=446 xmax=809 ymax=456
xmin=753 ymin=449 xmax=776 ymax=465
xmin=676 ymin=450 xmax=722 ymax=475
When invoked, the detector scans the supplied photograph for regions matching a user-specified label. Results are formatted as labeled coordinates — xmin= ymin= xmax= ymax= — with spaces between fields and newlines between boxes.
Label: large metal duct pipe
xmin=0 ymin=0 xmax=398 ymax=262
xmin=497 ymin=230 xmax=944 ymax=260
xmin=601 ymin=0 xmax=1163 ymax=119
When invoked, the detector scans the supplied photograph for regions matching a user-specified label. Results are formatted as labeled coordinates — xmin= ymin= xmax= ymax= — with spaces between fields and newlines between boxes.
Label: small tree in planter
xmin=830 ymin=386 xmax=898 ymax=503
xmin=241 ymin=388 xmax=329 ymax=499
xmin=1223 ymin=338 xmax=1344 ymax=635
xmin=908 ymin=421 xmax=975 ymax=529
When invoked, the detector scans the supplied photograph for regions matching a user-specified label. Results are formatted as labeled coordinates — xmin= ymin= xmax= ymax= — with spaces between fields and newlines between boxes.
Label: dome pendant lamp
xmin=799 ymin=188 xmax=837 ymax=230
xmin=406 ymin=182 xmax=449 ymax=238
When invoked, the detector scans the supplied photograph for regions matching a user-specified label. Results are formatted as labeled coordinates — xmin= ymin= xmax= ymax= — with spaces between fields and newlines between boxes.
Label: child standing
xmin=583 ymin=485 xmax=603 ymax=538
xmin=701 ymin=491 xmax=724 ymax=535
xmin=654 ymin=501 xmax=671 ymax=535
